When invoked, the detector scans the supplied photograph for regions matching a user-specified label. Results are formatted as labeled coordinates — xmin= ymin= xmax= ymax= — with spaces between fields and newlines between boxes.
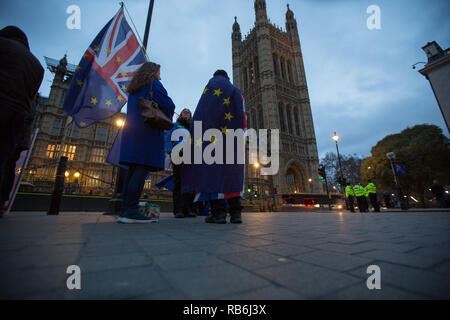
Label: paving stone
xmin=257 ymin=243 xmax=316 ymax=257
xmin=358 ymin=249 xmax=444 ymax=269
xmin=163 ymin=264 xmax=271 ymax=299
xmin=254 ymin=261 xmax=361 ymax=298
xmin=348 ymin=262 xmax=450 ymax=299
xmin=64 ymin=265 xmax=169 ymax=299
xmin=78 ymin=252 xmax=152 ymax=273
xmin=219 ymin=250 xmax=294 ymax=271
xmin=153 ymin=251 xmax=224 ymax=271
xmin=291 ymin=250 xmax=376 ymax=272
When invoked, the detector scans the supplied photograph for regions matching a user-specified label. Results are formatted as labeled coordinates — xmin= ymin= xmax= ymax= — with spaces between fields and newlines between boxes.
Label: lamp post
xmin=386 ymin=151 xmax=408 ymax=210
xmin=332 ymin=132 xmax=347 ymax=209
xmin=106 ymin=119 xmax=126 ymax=215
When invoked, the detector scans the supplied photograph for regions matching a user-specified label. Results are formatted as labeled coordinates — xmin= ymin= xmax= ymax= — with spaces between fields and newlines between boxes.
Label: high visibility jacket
xmin=366 ymin=182 xmax=377 ymax=194
xmin=353 ymin=185 xmax=365 ymax=197
xmin=345 ymin=186 xmax=354 ymax=197
xmin=364 ymin=186 xmax=369 ymax=197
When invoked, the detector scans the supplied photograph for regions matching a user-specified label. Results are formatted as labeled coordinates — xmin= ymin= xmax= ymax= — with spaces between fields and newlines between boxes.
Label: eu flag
xmin=63 ymin=7 xmax=146 ymax=128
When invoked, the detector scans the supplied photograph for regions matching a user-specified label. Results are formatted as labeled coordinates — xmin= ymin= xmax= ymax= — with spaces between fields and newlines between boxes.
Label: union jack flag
xmin=63 ymin=7 xmax=147 ymax=128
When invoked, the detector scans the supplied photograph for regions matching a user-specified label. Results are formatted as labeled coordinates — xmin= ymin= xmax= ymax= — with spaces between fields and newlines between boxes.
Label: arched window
xmin=272 ymin=54 xmax=278 ymax=76
xmin=286 ymin=105 xmax=293 ymax=134
xmin=280 ymin=57 xmax=286 ymax=79
xmin=287 ymin=61 xmax=293 ymax=83
xmin=278 ymin=102 xmax=285 ymax=132
xmin=294 ymin=106 xmax=301 ymax=136
xmin=249 ymin=62 xmax=255 ymax=84
xmin=258 ymin=105 xmax=264 ymax=129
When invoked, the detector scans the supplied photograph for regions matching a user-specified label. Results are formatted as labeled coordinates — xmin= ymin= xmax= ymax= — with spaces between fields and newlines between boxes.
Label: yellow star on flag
xmin=116 ymin=56 xmax=122 ymax=63
xmin=121 ymin=85 xmax=127 ymax=91
xmin=120 ymin=71 xmax=127 ymax=77
xmin=224 ymin=112 xmax=233 ymax=121
xmin=203 ymin=88 xmax=209 ymax=95
xmin=76 ymin=65 xmax=81 ymax=71
xmin=91 ymin=97 xmax=98 ymax=105
xmin=220 ymin=126 xmax=228 ymax=134
xmin=79 ymin=122 xmax=86 ymax=127
xmin=94 ymin=45 xmax=99 ymax=52
xmin=223 ymin=97 xmax=230 ymax=106
xmin=76 ymin=79 xmax=83 ymax=87
xmin=196 ymin=138 xmax=203 ymax=147
xmin=117 ymin=95 xmax=123 ymax=102
xmin=213 ymin=88 xmax=223 ymax=97
xmin=210 ymin=136 xmax=216 ymax=144
xmin=105 ymin=100 xmax=112 ymax=106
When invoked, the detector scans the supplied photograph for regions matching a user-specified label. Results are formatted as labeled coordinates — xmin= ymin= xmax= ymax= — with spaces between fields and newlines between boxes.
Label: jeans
xmin=121 ymin=165 xmax=150 ymax=215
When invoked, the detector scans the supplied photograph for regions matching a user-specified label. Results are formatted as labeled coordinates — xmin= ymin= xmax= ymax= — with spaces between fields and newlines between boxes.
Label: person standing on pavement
xmin=181 ymin=70 xmax=246 ymax=224
xmin=353 ymin=183 xmax=367 ymax=213
xmin=165 ymin=108 xmax=196 ymax=218
xmin=345 ymin=184 xmax=356 ymax=213
xmin=366 ymin=179 xmax=380 ymax=212
xmin=0 ymin=26 xmax=44 ymax=218
xmin=117 ymin=62 xmax=175 ymax=223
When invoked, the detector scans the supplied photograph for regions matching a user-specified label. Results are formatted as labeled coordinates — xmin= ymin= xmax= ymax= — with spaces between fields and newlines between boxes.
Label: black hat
xmin=0 ymin=26 xmax=29 ymax=49
xmin=213 ymin=69 xmax=229 ymax=80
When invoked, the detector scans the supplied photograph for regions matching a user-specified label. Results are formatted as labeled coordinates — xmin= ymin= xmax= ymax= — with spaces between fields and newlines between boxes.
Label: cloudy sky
xmin=1 ymin=0 xmax=449 ymax=159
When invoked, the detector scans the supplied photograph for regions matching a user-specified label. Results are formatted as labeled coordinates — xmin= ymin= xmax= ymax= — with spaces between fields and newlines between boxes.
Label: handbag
xmin=139 ymin=81 xmax=173 ymax=131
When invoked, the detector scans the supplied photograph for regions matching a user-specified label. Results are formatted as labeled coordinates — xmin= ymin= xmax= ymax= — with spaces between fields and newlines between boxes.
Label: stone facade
xmin=232 ymin=1 xmax=320 ymax=205
xmin=23 ymin=55 xmax=171 ymax=199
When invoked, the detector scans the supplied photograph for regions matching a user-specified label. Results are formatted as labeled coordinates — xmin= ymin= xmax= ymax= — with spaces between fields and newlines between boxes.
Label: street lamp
xmin=386 ymin=151 xmax=408 ymax=210
xmin=116 ymin=119 xmax=125 ymax=127
xmin=332 ymin=132 xmax=344 ymax=181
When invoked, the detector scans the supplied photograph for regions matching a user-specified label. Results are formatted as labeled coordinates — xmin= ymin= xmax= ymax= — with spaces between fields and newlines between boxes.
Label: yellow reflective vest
xmin=366 ymin=182 xmax=377 ymax=194
xmin=353 ymin=185 xmax=365 ymax=197
xmin=345 ymin=185 xmax=354 ymax=197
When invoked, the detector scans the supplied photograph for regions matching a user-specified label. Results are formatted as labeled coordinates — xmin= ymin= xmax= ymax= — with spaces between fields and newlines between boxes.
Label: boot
xmin=205 ymin=208 xmax=227 ymax=224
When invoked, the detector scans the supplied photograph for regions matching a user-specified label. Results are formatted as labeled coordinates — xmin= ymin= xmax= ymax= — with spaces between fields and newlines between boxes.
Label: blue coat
xmin=119 ymin=80 xmax=175 ymax=171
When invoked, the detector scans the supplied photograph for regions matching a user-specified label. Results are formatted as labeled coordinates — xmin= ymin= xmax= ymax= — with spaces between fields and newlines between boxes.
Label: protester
xmin=117 ymin=62 xmax=175 ymax=223
xmin=166 ymin=108 xmax=195 ymax=218
xmin=0 ymin=26 xmax=44 ymax=217
xmin=181 ymin=70 xmax=246 ymax=224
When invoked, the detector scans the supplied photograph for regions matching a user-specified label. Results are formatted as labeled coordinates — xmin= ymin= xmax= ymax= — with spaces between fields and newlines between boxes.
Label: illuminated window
xmin=90 ymin=148 xmax=105 ymax=163
xmin=46 ymin=144 xmax=58 ymax=159
xmin=62 ymin=145 xmax=76 ymax=161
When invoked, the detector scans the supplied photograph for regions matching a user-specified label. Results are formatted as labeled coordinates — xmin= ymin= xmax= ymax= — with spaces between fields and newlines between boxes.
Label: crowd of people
xmin=345 ymin=180 xmax=380 ymax=213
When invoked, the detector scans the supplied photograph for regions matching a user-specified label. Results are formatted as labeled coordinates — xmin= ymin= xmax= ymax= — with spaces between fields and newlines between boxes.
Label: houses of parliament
xmin=22 ymin=0 xmax=321 ymax=207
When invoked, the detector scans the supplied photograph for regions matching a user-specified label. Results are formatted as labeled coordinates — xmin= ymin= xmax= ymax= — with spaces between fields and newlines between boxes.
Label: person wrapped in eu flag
xmin=180 ymin=70 xmax=246 ymax=224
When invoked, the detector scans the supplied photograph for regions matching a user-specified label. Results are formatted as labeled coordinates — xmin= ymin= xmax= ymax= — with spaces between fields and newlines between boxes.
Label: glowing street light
xmin=253 ymin=162 xmax=260 ymax=169
xmin=116 ymin=119 xmax=125 ymax=127
xmin=65 ymin=171 xmax=69 ymax=177
xmin=74 ymin=172 xmax=80 ymax=178
xmin=332 ymin=132 xmax=339 ymax=142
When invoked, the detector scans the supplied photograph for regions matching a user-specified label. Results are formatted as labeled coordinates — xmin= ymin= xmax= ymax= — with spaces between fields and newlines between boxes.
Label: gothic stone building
xmin=23 ymin=55 xmax=170 ymax=199
xmin=232 ymin=1 xmax=321 ymax=203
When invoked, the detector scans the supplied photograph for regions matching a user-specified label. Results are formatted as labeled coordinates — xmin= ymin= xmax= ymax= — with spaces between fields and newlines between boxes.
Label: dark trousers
xmin=172 ymin=163 xmax=194 ymax=215
xmin=121 ymin=165 xmax=149 ymax=213
xmin=369 ymin=193 xmax=380 ymax=212
xmin=1 ymin=150 xmax=21 ymax=204
xmin=210 ymin=197 xmax=242 ymax=217
xmin=356 ymin=196 xmax=367 ymax=213
xmin=0 ymin=107 xmax=25 ymax=208
xmin=347 ymin=196 xmax=355 ymax=212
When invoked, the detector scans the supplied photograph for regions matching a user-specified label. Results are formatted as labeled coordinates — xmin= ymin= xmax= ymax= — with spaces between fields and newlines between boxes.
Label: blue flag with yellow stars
xmin=63 ymin=7 xmax=146 ymax=128
xmin=181 ymin=74 xmax=247 ymax=196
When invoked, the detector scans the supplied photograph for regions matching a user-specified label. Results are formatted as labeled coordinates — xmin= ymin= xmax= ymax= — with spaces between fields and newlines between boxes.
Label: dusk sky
xmin=1 ymin=0 xmax=449 ymax=159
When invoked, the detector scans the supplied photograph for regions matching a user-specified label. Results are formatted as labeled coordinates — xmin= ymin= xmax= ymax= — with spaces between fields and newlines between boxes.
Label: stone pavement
xmin=0 ymin=210 xmax=450 ymax=300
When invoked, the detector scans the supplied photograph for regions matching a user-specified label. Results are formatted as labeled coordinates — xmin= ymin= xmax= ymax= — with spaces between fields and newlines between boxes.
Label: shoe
xmin=117 ymin=210 xmax=154 ymax=224
xmin=230 ymin=216 xmax=242 ymax=224
xmin=204 ymin=214 xmax=226 ymax=224
xmin=185 ymin=212 xmax=196 ymax=218
xmin=175 ymin=212 xmax=184 ymax=218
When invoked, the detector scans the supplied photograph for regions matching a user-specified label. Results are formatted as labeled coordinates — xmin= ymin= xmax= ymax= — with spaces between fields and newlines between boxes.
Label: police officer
xmin=353 ymin=183 xmax=367 ymax=213
xmin=345 ymin=184 xmax=356 ymax=212
xmin=366 ymin=179 xmax=380 ymax=212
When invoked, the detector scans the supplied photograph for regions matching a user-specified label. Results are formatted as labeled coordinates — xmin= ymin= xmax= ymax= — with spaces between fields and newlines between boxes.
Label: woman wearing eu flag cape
xmin=117 ymin=62 xmax=175 ymax=223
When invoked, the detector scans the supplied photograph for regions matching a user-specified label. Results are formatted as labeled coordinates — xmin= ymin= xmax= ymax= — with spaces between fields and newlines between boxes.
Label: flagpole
xmin=142 ymin=0 xmax=155 ymax=51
